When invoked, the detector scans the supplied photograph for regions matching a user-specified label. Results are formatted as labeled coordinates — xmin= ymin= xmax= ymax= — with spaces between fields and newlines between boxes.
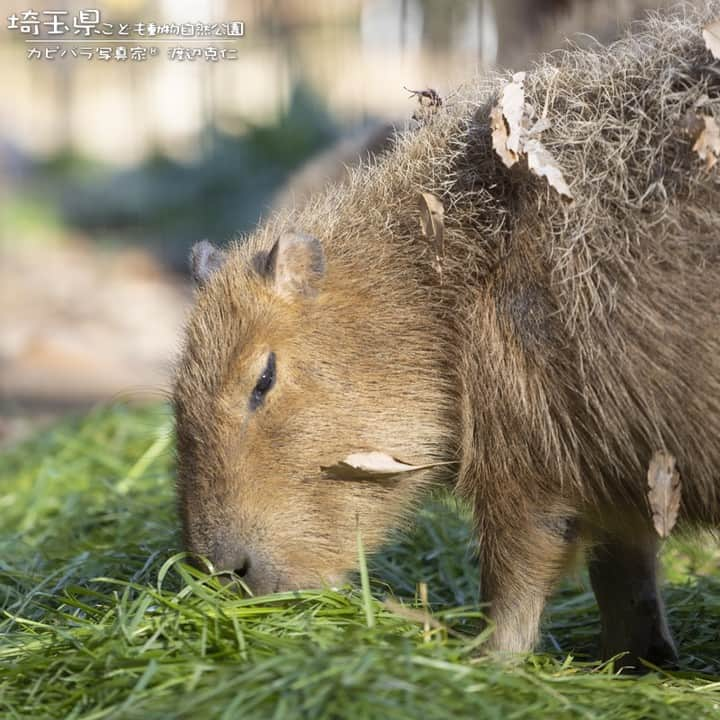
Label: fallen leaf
xmin=525 ymin=138 xmax=574 ymax=202
xmin=321 ymin=451 xmax=454 ymax=480
xmin=490 ymin=72 xmax=527 ymax=168
xmin=417 ymin=192 xmax=445 ymax=276
xmin=490 ymin=104 xmax=516 ymax=168
xmin=504 ymin=72 xmax=528 ymax=159
xmin=647 ymin=450 xmax=681 ymax=538
xmin=489 ymin=73 xmax=572 ymax=201
xmin=703 ymin=19 xmax=720 ymax=60
xmin=692 ymin=115 xmax=720 ymax=169
xmin=528 ymin=117 xmax=552 ymax=137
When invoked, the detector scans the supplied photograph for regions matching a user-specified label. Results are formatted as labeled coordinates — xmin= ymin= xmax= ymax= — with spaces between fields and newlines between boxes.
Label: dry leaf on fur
xmin=490 ymin=72 xmax=527 ymax=168
xmin=490 ymin=73 xmax=573 ymax=200
xmin=322 ymin=451 xmax=454 ymax=480
xmin=490 ymin=104 xmax=516 ymax=168
xmin=503 ymin=72 xmax=528 ymax=160
xmin=647 ymin=450 xmax=681 ymax=538
xmin=418 ymin=192 xmax=445 ymax=275
xmin=703 ymin=19 xmax=720 ymax=59
xmin=527 ymin=117 xmax=552 ymax=137
xmin=525 ymin=139 xmax=574 ymax=202
xmin=692 ymin=115 xmax=720 ymax=169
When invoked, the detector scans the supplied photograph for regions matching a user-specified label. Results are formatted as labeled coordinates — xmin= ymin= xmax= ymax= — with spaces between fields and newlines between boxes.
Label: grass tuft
xmin=1 ymin=404 xmax=719 ymax=718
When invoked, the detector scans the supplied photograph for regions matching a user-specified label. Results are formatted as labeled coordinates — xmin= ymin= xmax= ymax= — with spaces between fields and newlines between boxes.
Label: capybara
xmin=174 ymin=3 xmax=720 ymax=666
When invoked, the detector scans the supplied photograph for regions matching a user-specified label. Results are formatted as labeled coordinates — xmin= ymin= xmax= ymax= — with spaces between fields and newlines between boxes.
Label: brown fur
xmin=174 ymin=3 xmax=720 ymax=666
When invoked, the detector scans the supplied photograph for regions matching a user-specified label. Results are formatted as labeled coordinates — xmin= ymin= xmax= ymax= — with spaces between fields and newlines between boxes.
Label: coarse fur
xmin=174 ymin=2 xmax=720 ymax=667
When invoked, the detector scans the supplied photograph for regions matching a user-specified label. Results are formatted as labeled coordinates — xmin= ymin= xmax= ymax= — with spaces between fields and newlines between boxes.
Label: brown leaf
xmin=417 ymin=192 xmax=445 ymax=276
xmin=503 ymin=72 xmax=528 ymax=160
xmin=489 ymin=74 xmax=572 ymax=202
xmin=490 ymin=104 xmax=517 ymax=168
xmin=703 ymin=19 xmax=720 ymax=60
xmin=525 ymin=138 xmax=574 ymax=202
xmin=647 ymin=451 xmax=681 ymax=538
xmin=692 ymin=115 xmax=720 ymax=169
xmin=321 ymin=451 xmax=454 ymax=480
xmin=527 ymin=117 xmax=552 ymax=137
xmin=490 ymin=72 xmax=527 ymax=168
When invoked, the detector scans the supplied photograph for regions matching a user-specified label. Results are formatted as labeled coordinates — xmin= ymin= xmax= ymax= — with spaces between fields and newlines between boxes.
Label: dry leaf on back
xmin=321 ymin=451 xmax=454 ymax=481
xmin=703 ymin=19 xmax=720 ymax=60
xmin=489 ymin=72 xmax=573 ymax=201
xmin=490 ymin=72 xmax=527 ymax=168
xmin=490 ymin=104 xmax=516 ymax=168
xmin=692 ymin=115 xmax=720 ymax=169
xmin=525 ymin=138 xmax=574 ymax=202
xmin=527 ymin=117 xmax=552 ymax=137
xmin=647 ymin=450 xmax=681 ymax=538
xmin=418 ymin=192 xmax=445 ymax=275
xmin=503 ymin=72 xmax=527 ymax=159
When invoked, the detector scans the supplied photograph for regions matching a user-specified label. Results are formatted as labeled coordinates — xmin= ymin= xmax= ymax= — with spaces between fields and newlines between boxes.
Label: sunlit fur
xmin=174 ymin=239 xmax=454 ymax=593
xmin=175 ymin=4 xmax=719 ymax=661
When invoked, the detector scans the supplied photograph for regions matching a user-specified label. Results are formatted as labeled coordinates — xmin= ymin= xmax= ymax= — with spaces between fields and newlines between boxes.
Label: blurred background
xmin=0 ymin=0 xmax=688 ymax=444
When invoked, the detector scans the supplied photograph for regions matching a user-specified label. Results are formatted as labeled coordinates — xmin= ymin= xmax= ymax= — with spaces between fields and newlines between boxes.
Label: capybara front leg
xmin=588 ymin=531 xmax=677 ymax=670
xmin=479 ymin=513 xmax=578 ymax=654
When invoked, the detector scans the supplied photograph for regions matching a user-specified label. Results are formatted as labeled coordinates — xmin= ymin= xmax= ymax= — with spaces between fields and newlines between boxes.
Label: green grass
xmin=1 ymin=405 xmax=719 ymax=719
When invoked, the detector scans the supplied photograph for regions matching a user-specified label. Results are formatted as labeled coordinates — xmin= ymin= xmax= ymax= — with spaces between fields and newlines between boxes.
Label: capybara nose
xmin=211 ymin=545 xmax=282 ymax=595
xmin=233 ymin=555 xmax=251 ymax=578
xmin=212 ymin=546 xmax=252 ymax=583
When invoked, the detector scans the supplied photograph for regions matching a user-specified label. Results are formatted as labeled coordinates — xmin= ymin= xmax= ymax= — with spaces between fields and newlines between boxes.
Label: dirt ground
xmin=0 ymin=240 xmax=192 ymax=445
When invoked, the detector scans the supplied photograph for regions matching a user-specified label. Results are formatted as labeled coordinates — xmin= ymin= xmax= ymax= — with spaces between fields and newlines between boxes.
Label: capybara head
xmin=174 ymin=231 xmax=453 ymax=594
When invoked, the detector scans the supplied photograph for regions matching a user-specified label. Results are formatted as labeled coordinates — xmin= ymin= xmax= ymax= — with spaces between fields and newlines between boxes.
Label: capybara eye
xmin=249 ymin=352 xmax=276 ymax=410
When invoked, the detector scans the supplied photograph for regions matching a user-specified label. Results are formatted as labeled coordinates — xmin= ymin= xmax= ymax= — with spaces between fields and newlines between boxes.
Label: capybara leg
xmin=588 ymin=532 xmax=677 ymax=670
xmin=480 ymin=515 xmax=578 ymax=654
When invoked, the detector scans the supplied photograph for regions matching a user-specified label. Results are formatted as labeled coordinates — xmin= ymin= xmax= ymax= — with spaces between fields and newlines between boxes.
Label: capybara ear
xmin=190 ymin=240 xmax=227 ymax=286
xmin=264 ymin=232 xmax=325 ymax=299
